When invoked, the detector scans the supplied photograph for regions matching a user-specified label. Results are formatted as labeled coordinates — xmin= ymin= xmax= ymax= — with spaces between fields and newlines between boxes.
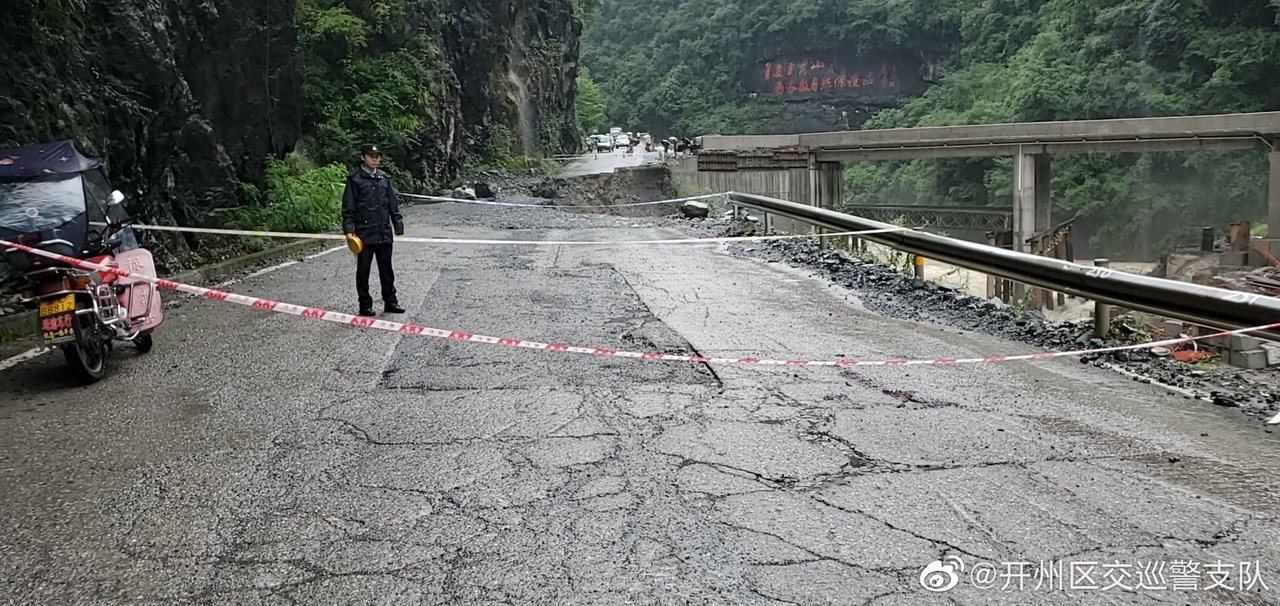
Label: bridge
xmin=687 ymin=111 xmax=1280 ymax=255
xmin=845 ymin=205 xmax=1011 ymax=232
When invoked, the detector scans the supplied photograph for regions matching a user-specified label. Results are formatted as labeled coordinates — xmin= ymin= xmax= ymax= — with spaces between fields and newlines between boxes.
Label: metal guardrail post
xmin=727 ymin=192 xmax=1280 ymax=339
xmin=1094 ymin=259 xmax=1111 ymax=338
xmin=913 ymin=254 xmax=925 ymax=280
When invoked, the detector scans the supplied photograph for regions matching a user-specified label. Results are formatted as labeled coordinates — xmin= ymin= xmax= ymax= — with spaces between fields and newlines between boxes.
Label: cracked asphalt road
xmin=3 ymin=202 xmax=1280 ymax=605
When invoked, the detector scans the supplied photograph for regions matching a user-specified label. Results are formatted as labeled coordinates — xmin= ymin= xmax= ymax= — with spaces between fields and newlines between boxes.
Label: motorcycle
xmin=0 ymin=141 xmax=163 ymax=384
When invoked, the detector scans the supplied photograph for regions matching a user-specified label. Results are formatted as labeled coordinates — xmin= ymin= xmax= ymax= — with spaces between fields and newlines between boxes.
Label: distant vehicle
xmin=615 ymin=134 xmax=631 ymax=149
xmin=609 ymin=127 xmax=622 ymax=137
xmin=593 ymin=135 xmax=613 ymax=153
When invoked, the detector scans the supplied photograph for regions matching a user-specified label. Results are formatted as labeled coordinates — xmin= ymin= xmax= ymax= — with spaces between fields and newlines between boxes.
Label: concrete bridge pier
xmin=809 ymin=159 xmax=844 ymax=210
xmin=1013 ymin=147 xmax=1052 ymax=253
xmin=1269 ymin=149 xmax=1280 ymax=255
xmin=1012 ymin=148 xmax=1053 ymax=302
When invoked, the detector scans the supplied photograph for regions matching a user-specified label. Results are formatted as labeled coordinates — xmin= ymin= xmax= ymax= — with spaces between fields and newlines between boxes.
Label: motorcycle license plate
xmin=38 ymin=294 xmax=77 ymax=344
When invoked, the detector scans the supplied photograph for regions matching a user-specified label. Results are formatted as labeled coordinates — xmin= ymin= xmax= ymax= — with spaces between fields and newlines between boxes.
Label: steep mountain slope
xmin=581 ymin=0 xmax=1280 ymax=257
xmin=0 ymin=0 xmax=585 ymax=234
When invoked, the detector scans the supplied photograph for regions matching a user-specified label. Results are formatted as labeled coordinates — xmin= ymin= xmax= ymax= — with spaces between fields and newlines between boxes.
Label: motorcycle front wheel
xmin=134 ymin=333 xmax=153 ymax=354
xmin=63 ymin=311 xmax=108 ymax=385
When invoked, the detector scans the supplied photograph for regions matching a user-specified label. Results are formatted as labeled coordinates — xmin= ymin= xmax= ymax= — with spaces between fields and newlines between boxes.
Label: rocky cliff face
xmin=737 ymin=47 xmax=933 ymax=134
xmin=0 ymin=0 xmax=303 ymax=239
xmin=0 ymin=0 xmax=583 ymax=230
xmin=432 ymin=0 xmax=582 ymax=180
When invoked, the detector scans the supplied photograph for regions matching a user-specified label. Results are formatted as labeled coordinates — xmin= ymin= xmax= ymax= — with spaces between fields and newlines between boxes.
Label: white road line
xmin=0 ymin=347 xmax=49 ymax=372
xmin=245 ymin=260 xmax=299 ymax=279
xmin=1098 ymin=360 xmax=1280 ymax=424
xmin=217 ymin=254 xmax=320 ymax=288
xmin=1096 ymin=361 xmax=1210 ymax=402
xmin=306 ymin=246 xmax=346 ymax=260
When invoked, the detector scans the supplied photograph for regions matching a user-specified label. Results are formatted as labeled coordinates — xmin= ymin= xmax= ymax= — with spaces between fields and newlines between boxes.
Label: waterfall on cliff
xmin=506 ymin=68 xmax=538 ymax=157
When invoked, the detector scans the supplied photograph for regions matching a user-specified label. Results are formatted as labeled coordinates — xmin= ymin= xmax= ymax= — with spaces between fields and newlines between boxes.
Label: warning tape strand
xmin=94 ymin=223 xmax=909 ymax=246
xmin=3 ymin=238 xmax=1277 ymax=368
xmin=397 ymin=191 xmax=729 ymax=209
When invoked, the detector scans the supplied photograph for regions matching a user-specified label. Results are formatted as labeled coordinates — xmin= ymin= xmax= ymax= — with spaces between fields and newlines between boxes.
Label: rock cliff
xmin=429 ymin=0 xmax=583 ymax=179
xmin=737 ymin=47 xmax=934 ymax=134
xmin=0 ymin=0 xmax=582 ymax=232
xmin=0 ymin=0 xmax=303 ymax=237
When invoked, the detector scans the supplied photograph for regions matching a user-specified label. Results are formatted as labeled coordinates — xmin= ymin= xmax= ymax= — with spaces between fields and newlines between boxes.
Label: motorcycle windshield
xmin=0 ymin=174 xmax=85 ymax=234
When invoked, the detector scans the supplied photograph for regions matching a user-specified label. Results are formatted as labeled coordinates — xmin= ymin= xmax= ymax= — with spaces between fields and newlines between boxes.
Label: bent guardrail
xmin=727 ymin=192 xmax=1280 ymax=340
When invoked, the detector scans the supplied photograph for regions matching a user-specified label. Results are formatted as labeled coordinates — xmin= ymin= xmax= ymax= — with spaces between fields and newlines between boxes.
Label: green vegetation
xmin=576 ymin=67 xmax=608 ymax=136
xmin=296 ymin=0 xmax=443 ymax=192
xmin=221 ymin=0 xmax=445 ymax=235
xmin=582 ymin=0 xmax=961 ymax=136
xmin=227 ymin=158 xmax=348 ymax=234
xmin=241 ymin=0 xmax=587 ymax=233
xmin=582 ymin=0 xmax=1280 ymax=258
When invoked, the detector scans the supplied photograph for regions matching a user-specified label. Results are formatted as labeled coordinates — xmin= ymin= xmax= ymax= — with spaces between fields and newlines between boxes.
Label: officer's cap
xmin=359 ymin=143 xmax=382 ymax=156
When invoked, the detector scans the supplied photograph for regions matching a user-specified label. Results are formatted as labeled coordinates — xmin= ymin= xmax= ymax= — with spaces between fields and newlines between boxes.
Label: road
xmin=2 ymin=202 xmax=1280 ymax=605
xmin=557 ymin=148 xmax=663 ymax=178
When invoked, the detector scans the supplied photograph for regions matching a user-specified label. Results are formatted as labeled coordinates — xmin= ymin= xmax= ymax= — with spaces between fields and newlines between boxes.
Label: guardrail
xmin=727 ymin=192 xmax=1280 ymax=340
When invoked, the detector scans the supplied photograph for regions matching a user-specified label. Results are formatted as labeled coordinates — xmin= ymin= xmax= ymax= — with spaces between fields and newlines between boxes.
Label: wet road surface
xmin=558 ymin=149 xmax=660 ymax=178
xmin=3 ymin=203 xmax=1280 ymax=605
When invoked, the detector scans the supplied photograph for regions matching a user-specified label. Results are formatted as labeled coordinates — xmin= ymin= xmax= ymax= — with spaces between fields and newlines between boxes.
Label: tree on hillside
xmin=581 ymin=0 xmax=1280 ymax=258
xmin=297 ymin=0 xmax=443 ymax=187
xmin=576 ymin=67 xmax=608 ymax=135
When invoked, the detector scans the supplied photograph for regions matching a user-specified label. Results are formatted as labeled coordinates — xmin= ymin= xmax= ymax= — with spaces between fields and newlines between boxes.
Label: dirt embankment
xmin=536 ymin=165 xmax=679 ymax=217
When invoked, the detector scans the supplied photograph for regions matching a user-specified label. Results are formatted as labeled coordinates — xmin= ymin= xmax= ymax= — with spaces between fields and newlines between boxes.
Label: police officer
xmin=341 ymin=143 xmax=405 ymax=317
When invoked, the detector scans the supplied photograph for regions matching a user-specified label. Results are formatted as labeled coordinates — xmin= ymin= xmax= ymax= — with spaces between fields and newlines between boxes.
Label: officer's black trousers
xmin=356 ymin=243 xmax=397 ymax=310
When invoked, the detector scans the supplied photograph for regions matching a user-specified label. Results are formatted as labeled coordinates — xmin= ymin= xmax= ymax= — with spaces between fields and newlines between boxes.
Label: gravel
xmin=698 ymin=218 xmax=1280 ymax=424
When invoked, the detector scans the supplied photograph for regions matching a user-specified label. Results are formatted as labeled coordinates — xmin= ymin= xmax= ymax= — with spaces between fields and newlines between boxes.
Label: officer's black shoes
xmin=358 ymin=308 xmax=376 ymax=317
xmin=384 ymin=304 xmax=406 ymax=314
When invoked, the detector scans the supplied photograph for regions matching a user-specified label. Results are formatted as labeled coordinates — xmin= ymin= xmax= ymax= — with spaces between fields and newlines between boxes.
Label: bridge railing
xmin=726 ymin=192 xmax=1280 ymax=340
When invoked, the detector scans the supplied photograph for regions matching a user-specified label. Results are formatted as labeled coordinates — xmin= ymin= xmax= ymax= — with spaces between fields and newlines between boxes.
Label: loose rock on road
xmin=2 ymin=200 xmax=1279 ymax=605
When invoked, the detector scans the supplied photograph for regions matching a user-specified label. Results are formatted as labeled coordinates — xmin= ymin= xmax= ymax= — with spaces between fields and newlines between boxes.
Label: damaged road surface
xmin=2 ymin=202 xmax=1280 ymax=605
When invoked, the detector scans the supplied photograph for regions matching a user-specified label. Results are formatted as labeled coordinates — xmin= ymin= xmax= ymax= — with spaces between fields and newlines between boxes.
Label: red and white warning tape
xmin=4 ymin=238 xmax=1277 ymax=369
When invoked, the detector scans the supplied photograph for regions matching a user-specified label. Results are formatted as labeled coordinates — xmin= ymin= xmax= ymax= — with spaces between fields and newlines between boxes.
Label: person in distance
xmin=341 ymin=143 xmax=406 ymax=317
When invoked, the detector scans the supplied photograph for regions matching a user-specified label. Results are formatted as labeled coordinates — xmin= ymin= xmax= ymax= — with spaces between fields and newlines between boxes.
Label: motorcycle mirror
xmin=109 ymin=190 xmax=125 ymax=206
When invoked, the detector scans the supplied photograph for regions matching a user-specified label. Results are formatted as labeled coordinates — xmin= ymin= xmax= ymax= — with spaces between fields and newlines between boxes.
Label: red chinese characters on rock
xmin=765 ymin=59 xmax=899 ymax=97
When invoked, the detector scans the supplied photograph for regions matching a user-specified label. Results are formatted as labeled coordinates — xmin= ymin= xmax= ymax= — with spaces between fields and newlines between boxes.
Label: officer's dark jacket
xmin=341 ymin=167 xmax=404 ymax=246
